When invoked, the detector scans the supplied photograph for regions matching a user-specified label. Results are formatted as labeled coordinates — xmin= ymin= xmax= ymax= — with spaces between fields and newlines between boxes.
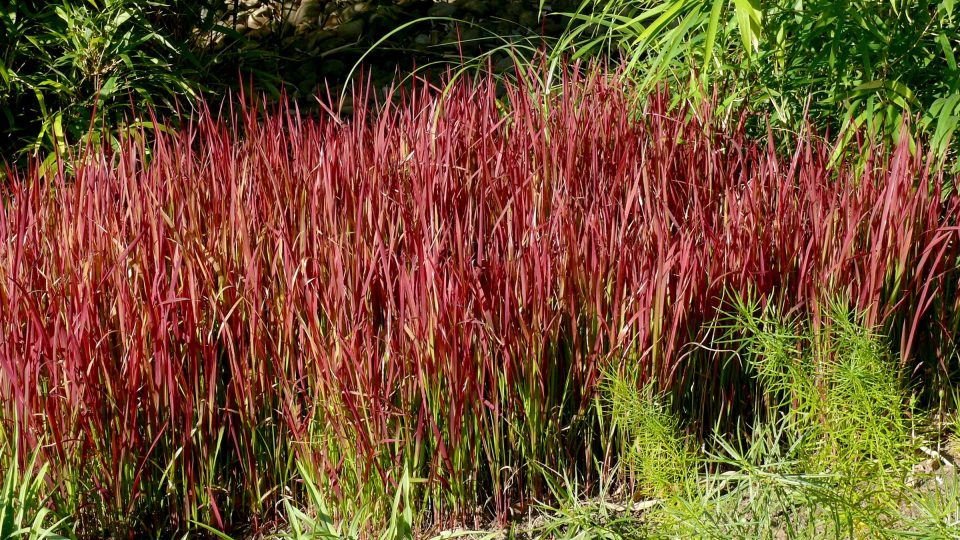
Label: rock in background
xmin=195 ymin=0 xmax=576 ymax=101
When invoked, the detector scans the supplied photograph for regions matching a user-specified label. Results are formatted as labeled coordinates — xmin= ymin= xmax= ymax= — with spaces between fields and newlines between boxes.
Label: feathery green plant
xmin=605 ymin=372 xmax=694 ymax=500
xmin=650 ymin=298 xmax=920 ymax=537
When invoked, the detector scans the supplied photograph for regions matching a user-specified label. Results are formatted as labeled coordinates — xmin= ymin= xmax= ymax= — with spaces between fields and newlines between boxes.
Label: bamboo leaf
xmin=703 ymin=0 xmax=727 ymax=74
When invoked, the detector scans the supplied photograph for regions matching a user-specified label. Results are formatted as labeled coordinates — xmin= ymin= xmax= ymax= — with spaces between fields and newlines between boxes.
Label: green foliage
xmin=654 ymin=422 xmax=887 ymax=538
xmin=550 ymin=0 xmax=960 ymax=162
xmin=732 ymin=297 xmax=914 ymax=487
xmin=573 ymin=300 xmax=947 ymax=539
xmin=268 ymin=458 xmax=422 ymax=540
xmin=655 ymin=299 xmax=922 ymax=537
xmin=0 ymin=434 xmax=68 ymax=540
xmin=757 ymin=0 xmax=959 ymax=155
xmin=275 ymin=460 xmax=351 ymax=540
xmin=0 ymin=0 xmax=199 ymax=166
xmin=606 ymin=372 xmax=695 ymax=499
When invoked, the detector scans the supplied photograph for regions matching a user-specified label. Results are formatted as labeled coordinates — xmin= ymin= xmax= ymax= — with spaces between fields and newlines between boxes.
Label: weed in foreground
xmin=0 ymin=432 xmax=66 ymax=540
xmin=599 ymin=302 xmax=954 ymax=539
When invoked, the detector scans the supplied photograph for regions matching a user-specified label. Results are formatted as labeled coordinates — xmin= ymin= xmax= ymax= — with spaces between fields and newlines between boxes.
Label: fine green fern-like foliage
xmin=605 ymin=371 xmax=695 ymax=500
xmin=598 ymin=298 xmax=927 ymax=538
xmin=817 ymin=303 xmax=914 ymax=488
xmin=653 ymin=298 xmax=919 ymax=538
xmin=731 ymin=297 xmax=914 ymax=493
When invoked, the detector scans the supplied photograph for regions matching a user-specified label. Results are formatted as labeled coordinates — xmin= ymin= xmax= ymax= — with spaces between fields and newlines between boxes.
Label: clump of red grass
xmin=1 ymin=66 xmax=958 ymax=536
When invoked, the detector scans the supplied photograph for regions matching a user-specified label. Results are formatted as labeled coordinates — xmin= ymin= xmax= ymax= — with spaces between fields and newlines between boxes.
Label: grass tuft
xmin=0 ymin=64 xmax=958 ymax=535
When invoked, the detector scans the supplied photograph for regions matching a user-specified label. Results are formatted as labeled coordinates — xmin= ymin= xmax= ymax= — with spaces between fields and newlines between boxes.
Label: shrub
xmin=550 ymin=0 xmax=960 ymax=164
xmin=732 ymin=298 xmax=914 ymax=494
xmin=653 ymin=302 xmax=922 ymax=538
xmin=0 ymin=0 xmax=200 ymax=168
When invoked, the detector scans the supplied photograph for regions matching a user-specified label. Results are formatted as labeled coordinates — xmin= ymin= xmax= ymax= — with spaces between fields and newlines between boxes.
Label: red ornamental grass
xmin=0 ymin=66 xmax=958 ymax=535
